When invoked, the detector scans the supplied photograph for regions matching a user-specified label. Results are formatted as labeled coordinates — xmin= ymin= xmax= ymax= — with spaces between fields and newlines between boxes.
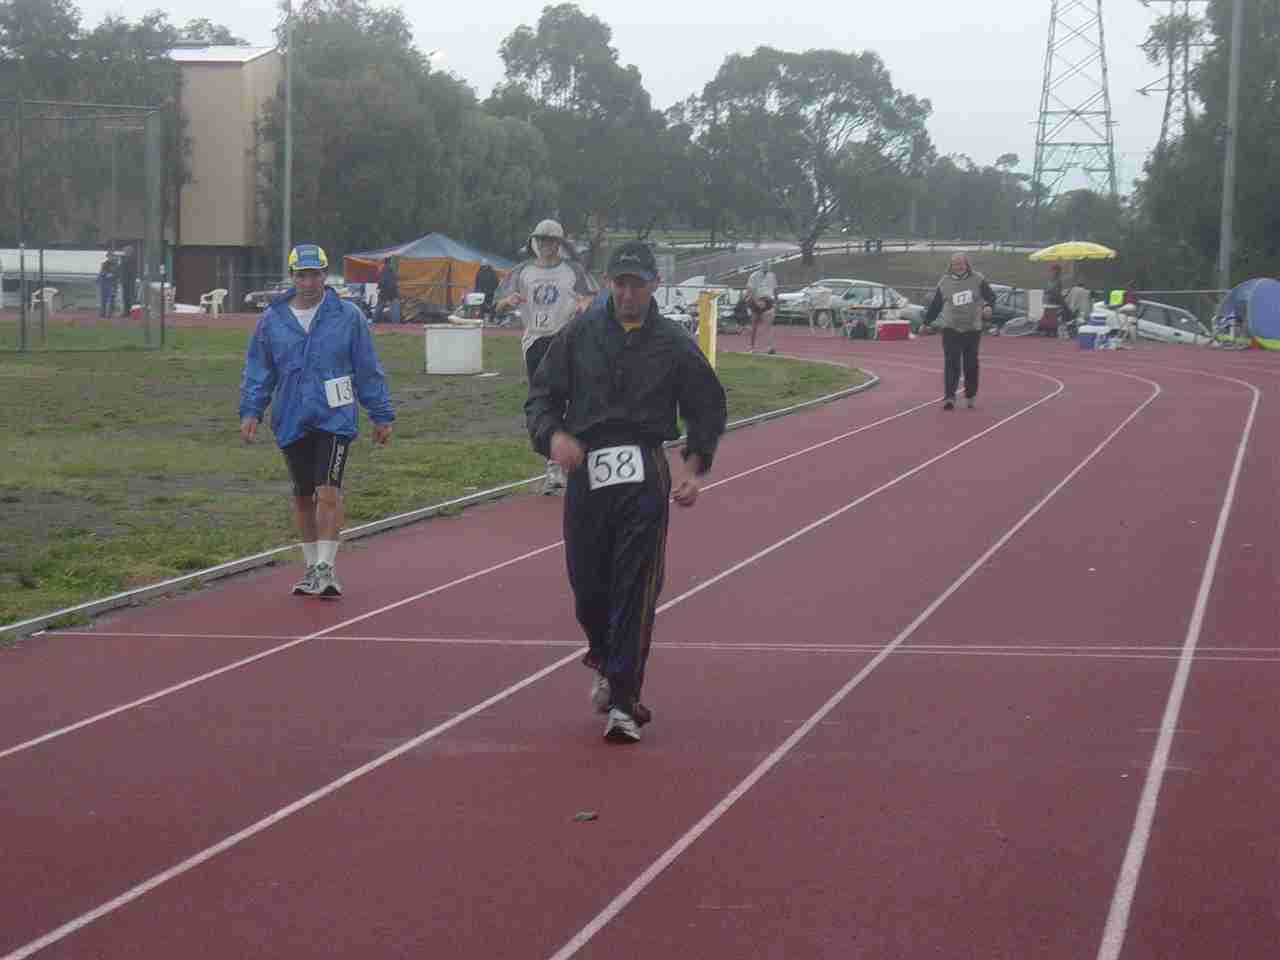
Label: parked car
xmin=776 ymin=278 xmax=923 ymax=328
xmin=988 ymin=284 xmax=1029 ymax=330
xmin=657 ymin=282 xmax=738 ymax=337
xmin=243 ymin=277 xmax=370 ymax=316
xmin=1083 ymin=299 xmax=1212 ymax=345
xmin=1132 ymin=299 xmax=1212 ymax=344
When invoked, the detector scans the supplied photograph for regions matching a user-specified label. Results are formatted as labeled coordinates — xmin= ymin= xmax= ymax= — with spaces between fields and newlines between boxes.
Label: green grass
xmin=0 ymin=314 xmax=166 ymax=353
xmin=0 ymin=325 xmax=864 ymax=626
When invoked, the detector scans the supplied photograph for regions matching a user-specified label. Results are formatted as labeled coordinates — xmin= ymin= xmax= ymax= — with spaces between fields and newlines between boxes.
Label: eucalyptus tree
xmin=688 ymin=46 xmax=932 ymax=263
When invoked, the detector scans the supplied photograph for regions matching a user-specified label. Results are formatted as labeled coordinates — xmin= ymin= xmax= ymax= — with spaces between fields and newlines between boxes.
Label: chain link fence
xmin=0 ymin=97 xmax=170 ymax=351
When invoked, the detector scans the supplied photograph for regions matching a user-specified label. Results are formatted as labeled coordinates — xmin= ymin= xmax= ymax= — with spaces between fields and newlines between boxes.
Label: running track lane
xmin=2 ymin=337 xmax=1275 ymax=958
xmin=0 ymin=358 xmax=1071 ymax=952
xmin=1 ymin=356 xmax=1074 ymax=953
xmin=0 ymin=356 xmax=1050 ymax=744
xmin=546 ymin=364 xmax=1256 ymax=960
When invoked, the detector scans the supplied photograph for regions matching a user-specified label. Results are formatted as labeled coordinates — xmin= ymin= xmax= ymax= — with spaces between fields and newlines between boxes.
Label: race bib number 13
xmin=588 ymin=445 xmax=645 ymax=491
xmin=324 ymin=375 xmax=354 ymax=408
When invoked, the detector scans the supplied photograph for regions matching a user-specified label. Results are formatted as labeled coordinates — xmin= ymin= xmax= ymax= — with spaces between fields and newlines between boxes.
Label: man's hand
xmin=673 ymin=454 xmax=705 ymax=507
xmin=505 ymin=293 xmax=525 ymax=309
xmin=240 ymin=416 xmax=259 ymax=443
xmin=575 ymin=293 xmax=594 ymax=314
xmin=550 ymin=431 xmax=585 ymax=472
xmin=372 ymin=422 xmax=393 ymax=445
xmin=982 ymin=304 xmax=993 ymax=322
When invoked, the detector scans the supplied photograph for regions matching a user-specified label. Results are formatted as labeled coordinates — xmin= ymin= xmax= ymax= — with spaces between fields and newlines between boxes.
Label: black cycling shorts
xmin=525 ymin=335 xmax=554 ymax=381
xmin=282 ymin=431 xmax=351 ymax=497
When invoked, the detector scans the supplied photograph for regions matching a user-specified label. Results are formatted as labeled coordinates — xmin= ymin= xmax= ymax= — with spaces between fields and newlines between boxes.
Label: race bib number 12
xmin=588 ymin=445 xmax=645 ymax=491
xmin=952 ymin=289 xmax=974 ymax=307
xmin=324 ymin=375 xmax=354 ymax=408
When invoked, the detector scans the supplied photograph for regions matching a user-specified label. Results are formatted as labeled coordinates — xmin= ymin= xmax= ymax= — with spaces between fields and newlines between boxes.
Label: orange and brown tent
xmin=343 ymin=233 xmax=515 ymax=320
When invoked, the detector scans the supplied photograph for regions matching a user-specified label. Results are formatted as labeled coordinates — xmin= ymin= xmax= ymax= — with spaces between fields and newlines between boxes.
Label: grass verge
xmin=723 ymin=250 xmax=1057 ymax=298
xmin=1 ymin=325 xmax=865 ymax=626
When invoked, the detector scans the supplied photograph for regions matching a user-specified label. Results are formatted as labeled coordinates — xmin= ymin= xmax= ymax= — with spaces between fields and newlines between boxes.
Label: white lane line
xmin=57 ymin=631 xmax=1279 ymax=656
xmin=0 ymin=388 xmax=987 ymax=759
xmin=43 ymin=632 xmax=299 ymax=641
xmin=366 ymin=638 xmax=1280 ymax=664
xmin=655 ymin=375 xmax=1066 ymax=615
xmin=0 ymin=650 xmax=585 ymax=960
xmin=0 ymin=543 xmax=560 ymax=762
xmin=1 ymin=374 xmax=1069 ymax=957
xmin=1095 ymin=373 xmax=1261 ymax=960
xmin=546 ymin=374 xmax=1161 ymax=960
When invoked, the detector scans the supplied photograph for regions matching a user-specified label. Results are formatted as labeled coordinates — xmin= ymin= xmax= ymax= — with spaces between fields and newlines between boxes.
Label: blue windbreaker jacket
xmin=238 ymin=288 xmax=395 ymax=448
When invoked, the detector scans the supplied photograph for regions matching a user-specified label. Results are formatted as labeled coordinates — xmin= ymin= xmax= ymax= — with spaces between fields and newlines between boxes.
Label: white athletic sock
xmin=317 ymin=540 xmax=339 ymax=566
xmin=301 ymin=542 xmax=318 ymax=566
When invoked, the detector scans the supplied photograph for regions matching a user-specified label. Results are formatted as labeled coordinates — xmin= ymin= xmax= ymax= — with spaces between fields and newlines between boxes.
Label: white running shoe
xmin=590 ymin=673 xmax=610 ymax=714
xmin=312 ymin=561 xmax=343 ymax=598
xmin=604 ymin=708 xmax=641 ymax=743
xmin=291 ymin=565 xmax=319 ymax=596
xmin=542 ymin=460 xmax=566 ymax=496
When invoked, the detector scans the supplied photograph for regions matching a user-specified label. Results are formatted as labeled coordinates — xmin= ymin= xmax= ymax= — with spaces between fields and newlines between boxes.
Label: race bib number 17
xmin=588 ymin=445 xmax=645 ymax=491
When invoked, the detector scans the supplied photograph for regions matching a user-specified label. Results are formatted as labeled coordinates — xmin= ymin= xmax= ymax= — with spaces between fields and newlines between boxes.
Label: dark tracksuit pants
xmin=564 ymin=445 xmax=671 ymax=716
xmin=942 ymin=328 xmax=981 ymax=400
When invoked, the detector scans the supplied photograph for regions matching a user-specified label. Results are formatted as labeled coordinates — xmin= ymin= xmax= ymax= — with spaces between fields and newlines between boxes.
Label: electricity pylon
xmin=1137 ymin=0 xmax=1209 ymax=150
xmin=1032 ymin=0 xmax=1119 ymax=218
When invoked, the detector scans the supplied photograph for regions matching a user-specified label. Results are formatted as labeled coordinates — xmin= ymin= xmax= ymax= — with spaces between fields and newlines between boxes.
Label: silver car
xmin=776 ymin=278 xmax=923 ymax=327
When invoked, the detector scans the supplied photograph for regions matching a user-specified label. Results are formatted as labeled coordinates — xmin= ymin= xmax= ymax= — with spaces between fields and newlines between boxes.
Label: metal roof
xmin=169 ymin=46 xmax=277 ymax=65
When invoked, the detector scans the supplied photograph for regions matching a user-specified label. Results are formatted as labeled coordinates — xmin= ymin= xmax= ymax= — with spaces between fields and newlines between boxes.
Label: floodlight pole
xmin=281 ymin=0 xmax=294 ymax=280
xmin=1215 ymin=0 xmax=1244 ymax=291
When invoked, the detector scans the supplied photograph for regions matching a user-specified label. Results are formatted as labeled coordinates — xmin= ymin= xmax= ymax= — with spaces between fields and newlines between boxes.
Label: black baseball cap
xmin=607 ymin=242 xmax=658 ymax=282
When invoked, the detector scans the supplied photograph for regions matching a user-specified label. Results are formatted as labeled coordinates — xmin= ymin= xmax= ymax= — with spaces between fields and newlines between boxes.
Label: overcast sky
xmin=79 ymin=0 xmax=1179 ymax=192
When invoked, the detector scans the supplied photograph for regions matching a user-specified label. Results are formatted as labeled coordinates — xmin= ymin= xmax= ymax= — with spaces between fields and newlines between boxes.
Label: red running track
xmin=1 ymin=329 xmax=1276 ymax=959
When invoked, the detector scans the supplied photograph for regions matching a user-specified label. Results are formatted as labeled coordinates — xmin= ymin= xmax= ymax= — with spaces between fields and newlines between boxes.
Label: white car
xmin=776 ymin=278 xmax=922 ymax=327
xmin=1082 ymin=300 xmax=1212 ymax=345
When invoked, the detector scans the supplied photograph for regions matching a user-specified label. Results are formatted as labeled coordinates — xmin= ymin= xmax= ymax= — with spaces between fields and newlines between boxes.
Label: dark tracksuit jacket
xmin=525 ymin=296 xmax=727 ymax=716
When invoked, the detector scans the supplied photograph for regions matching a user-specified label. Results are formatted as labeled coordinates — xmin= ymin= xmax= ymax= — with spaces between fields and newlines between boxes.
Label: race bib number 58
xmin=588 ymin=445 xmax=645 ymax=491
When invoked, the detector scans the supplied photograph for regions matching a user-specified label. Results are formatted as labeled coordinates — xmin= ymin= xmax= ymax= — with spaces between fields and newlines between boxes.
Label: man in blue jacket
xmin=239 ymin=244 xmax=395 ymax=597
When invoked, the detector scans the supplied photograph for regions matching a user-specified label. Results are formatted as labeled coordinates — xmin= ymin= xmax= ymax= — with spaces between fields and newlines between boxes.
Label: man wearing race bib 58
xmin=922 ymin=253 xmax=996 ymax=410
xmin=496 ymin=218 xmax=597 ymax=494
xmin=239 ymin=243 xmax=395 ymax=598
xmin=525 ymin=241 xmax=727 ymax=743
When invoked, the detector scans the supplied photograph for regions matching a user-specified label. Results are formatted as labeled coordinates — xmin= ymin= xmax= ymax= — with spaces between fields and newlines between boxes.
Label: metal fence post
xmin=142 ymin=110 xmax=163 ymax=346
xmin=16 ymin=92 xmax=26 ymax=352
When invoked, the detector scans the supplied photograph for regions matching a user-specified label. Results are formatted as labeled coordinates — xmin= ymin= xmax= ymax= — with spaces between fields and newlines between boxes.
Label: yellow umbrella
xmin=1029 ymin=241 xmax=1117 ymax=262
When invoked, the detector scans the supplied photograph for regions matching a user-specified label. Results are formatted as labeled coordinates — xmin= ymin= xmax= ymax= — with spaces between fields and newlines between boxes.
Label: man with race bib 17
xmin=496 ymin=219 xmax=598 ymax=494
xmin=525 ymin=241 xmax=727 ymax=744
xmin=921 ymin=253 xmax=995 ymax=410
xmin=239 ymin=243 xmax=395 ymax=598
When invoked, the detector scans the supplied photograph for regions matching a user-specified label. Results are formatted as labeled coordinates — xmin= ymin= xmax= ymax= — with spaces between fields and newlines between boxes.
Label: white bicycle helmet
xmin=531 ymin=219 xmax=564 ymax=241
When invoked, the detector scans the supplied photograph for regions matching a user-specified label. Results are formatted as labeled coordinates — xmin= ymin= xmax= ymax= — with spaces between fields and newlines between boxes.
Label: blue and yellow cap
xmin=288 ymin=243 xmax=328 ymax=272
